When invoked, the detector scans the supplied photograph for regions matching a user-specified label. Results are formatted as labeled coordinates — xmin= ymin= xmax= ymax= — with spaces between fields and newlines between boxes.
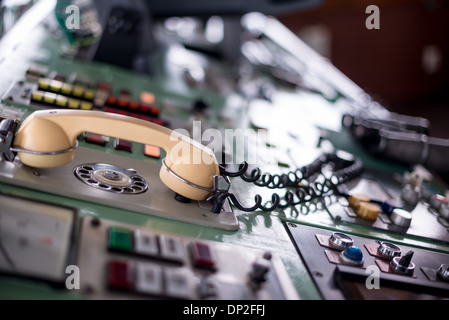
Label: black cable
xmin=214 ymin=152 xmax=363 ymax=213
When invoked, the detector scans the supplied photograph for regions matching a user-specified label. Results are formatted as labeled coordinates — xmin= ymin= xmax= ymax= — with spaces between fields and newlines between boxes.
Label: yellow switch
xmin=356 ymin=202 xmax=379 ymax=221
xmin=348 ymin=193 xmax=371 ymax=209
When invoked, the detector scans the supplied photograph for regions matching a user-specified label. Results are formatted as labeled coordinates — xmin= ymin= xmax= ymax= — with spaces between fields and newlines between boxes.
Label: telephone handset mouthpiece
xmin=12 ymin=109 xmax=221 ymax=201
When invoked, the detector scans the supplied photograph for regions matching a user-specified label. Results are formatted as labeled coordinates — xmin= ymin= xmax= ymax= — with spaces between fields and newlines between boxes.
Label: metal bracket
xmin=0 ymin=119 xmax=18 ymax=162
xmin=0 ymin=105 xmax=25 ymax=163
xmin=208 ymin=175 xmax=231 ymax=214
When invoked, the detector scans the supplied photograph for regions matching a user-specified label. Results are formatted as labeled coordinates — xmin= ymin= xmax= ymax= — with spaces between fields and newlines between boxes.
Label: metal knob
xmin=378 ymin=242 xmax=401 ymax=259
xmin=390 ymin=208 xmax=412 ymax=228
xmin=329 ymin=232 xmax=354 ymax=250
xmin=400 ymin=184 xmax=419 ymax=209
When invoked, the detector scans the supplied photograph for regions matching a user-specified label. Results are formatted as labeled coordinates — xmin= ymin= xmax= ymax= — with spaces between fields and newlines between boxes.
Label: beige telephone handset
xmin=12 ymin=109 xmax=220 ymax=201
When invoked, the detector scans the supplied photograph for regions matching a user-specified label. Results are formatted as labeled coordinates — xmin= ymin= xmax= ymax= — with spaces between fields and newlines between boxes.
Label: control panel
xmin=0 ymin=0 xmax=448 ymax=303
xmin=286 ymin=223 xmax=449 ymax=300
xmin=77 ymin=216 xmax=297 ymax=300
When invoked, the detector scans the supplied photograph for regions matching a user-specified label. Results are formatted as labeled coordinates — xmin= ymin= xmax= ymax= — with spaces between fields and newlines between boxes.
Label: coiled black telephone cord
xmin=213 ymin=152 xmax=364 ymax=213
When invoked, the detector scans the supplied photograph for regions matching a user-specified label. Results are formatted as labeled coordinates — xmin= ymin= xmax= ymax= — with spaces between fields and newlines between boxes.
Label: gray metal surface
xmin=0 ymin=147 xmax=238 ymax=230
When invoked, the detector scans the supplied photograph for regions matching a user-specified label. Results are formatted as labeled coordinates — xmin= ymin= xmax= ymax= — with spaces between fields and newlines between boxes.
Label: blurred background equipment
xmin=278 ymin=0 xmax=449 ymax=139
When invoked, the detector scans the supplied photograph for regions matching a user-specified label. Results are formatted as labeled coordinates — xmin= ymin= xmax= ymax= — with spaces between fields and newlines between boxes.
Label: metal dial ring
xmin=378 ymin=242 xmax=402 ymax=259
xmin=390 ymin=256 xmax=415 ymax=275
xmin=329 ymin=232 xmax=354 ymax=250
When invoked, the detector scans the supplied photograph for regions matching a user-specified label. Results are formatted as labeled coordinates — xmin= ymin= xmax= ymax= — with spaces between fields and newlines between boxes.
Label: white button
xmin=135 ymin=262 xmax=163 ymax=296
xmin=164 ymin=267 xmax=194 ymax=299
xmin=134 ymin=230 xmax=159 ymax=257
xmin=159 ymin=235 xmax=185 ymax=262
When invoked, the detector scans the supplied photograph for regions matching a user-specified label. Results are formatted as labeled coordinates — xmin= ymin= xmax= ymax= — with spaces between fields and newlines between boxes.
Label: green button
xmin=109 ymin=226 xmax=133 ymax=252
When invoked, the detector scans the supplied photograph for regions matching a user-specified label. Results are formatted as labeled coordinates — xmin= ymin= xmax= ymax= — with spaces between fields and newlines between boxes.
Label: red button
xmin=108 ymin=260 xmax=133 ymax=290
xmin=149 ymin=106 xmax=160 ymax=117
xmin=139 ymin=103 xmax=151 ymax=114
xmin=114 ymin=139 xmax=133 ymax=152
xmin=128 ymin=101 xmax=139 ymax=111
xmin=117 ymin=98 xmax=129 ymax=108
xmin=106 ymin=95 xmax=117 ymax=106
xmin=84 ymin=132 xmax=108 ymax=146
xmin=190 ymin=242 xmax=215 ymax=269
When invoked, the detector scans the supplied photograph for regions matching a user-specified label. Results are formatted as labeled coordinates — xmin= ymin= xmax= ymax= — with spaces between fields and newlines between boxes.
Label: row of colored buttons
xmin=104 ymin=107 xmax=164 ymax=126
xmin=38 ymin=78 xmax=96 ymax=101
xmin=37 ymin=77 xmax=162 ymax=120
xmin=108 ymin=226 xmax=216 ymax=269
xmin=104 ymin=96 xmax=161 ymax=118
xmin=109 ymin=227 xmax=185 ymax=263
xmin=83 ymin=133 xmax=161 ymax=159
xmin=31 ymin=90 xmax=93 ymax=110
xmin=108 ymin=260 xmax=195 ymax=299
xmin=31 ymin=90 xmax=164 ymax=127
xmin=93 ymin=85 xmax=161 ymax=118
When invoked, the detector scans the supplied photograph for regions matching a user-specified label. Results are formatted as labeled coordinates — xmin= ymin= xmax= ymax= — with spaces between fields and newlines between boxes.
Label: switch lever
xmin=390 ymin=250 xmax=415 ymax=275
xmin=437 ymin=264 xmax=449 ymax=282
xmin=249 ymin=252 xmax=272 ymax=285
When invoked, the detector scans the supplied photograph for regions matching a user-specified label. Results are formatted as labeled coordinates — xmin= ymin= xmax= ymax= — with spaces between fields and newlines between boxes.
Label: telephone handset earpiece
xmin=12 ymin=109 xmax=219 ymax=201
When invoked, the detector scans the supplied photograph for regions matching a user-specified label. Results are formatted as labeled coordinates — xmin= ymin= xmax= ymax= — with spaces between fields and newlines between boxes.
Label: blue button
xmin=381 ymin=199 xmax=402 ymax=215
xmin=341 ymin=246 xmax=364 ymax=265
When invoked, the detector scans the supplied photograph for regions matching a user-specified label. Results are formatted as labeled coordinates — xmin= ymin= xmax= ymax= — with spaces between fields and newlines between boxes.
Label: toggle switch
xmin=390 ymin=250 xmax=415 ymax=276
xmin=340 ymin=246 xmax=364 ymax=266
xmin=249 ymin=252 xmax=272 ymax=284
xmin=437 ymin=264 xmax=449 ymax=282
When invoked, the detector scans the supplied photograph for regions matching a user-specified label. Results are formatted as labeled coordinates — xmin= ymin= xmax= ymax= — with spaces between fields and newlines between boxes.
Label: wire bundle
xmin=213 ymin=152 xmax=364 ymax=213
